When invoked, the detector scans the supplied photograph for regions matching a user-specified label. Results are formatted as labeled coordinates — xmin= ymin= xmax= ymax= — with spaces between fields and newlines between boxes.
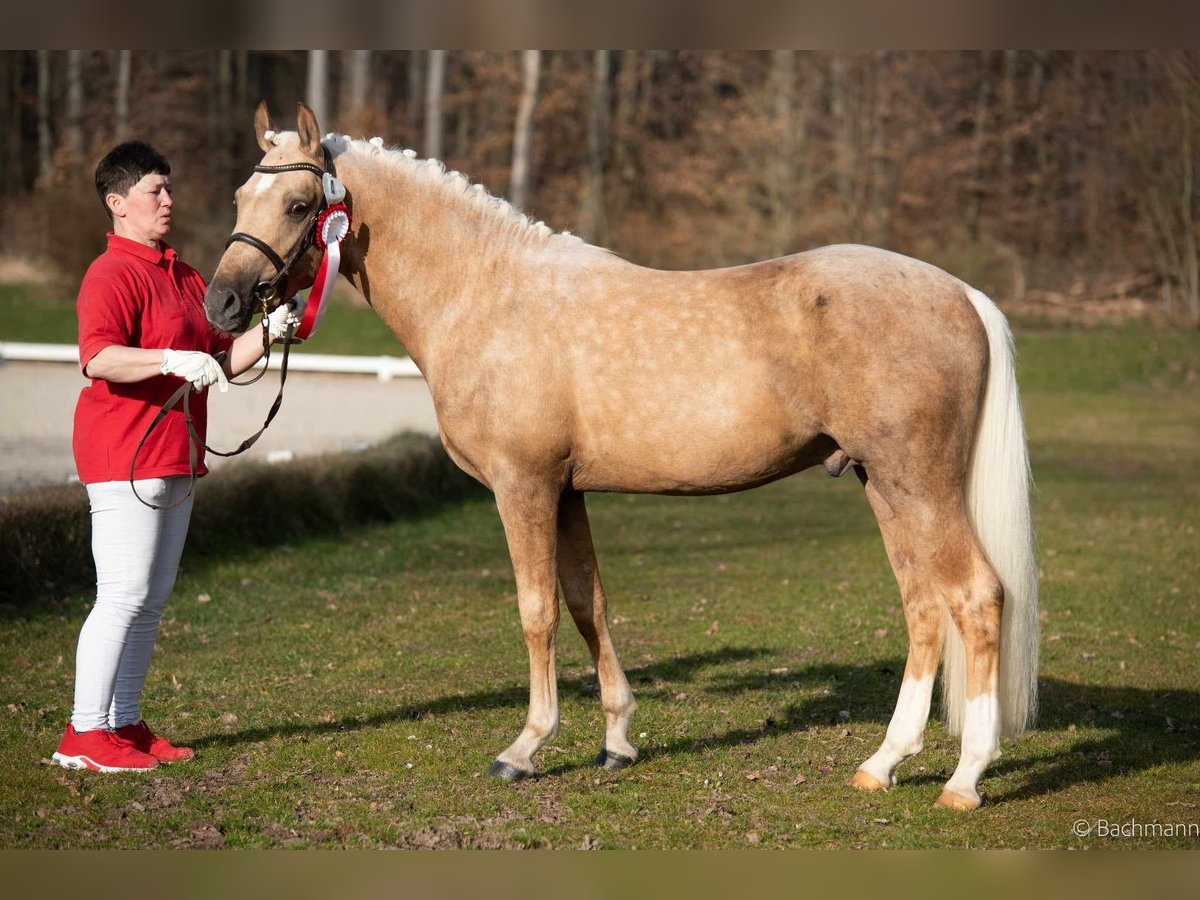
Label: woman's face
xmin=109 ymin=172 xmax=173 ymax=247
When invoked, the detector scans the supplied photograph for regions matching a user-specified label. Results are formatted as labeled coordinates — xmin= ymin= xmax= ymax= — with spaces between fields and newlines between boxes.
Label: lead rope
xmin=128 ymin=313 xmax=295 ymax=510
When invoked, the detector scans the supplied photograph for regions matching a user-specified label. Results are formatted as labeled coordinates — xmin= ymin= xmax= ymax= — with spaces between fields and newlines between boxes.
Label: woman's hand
xmin=266 ymin=297 xmax=307 ymax=342
xmin=161 ymin=349 xmax=229 ymax=392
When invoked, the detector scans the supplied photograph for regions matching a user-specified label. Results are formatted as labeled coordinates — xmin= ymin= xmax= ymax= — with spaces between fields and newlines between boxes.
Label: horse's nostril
xmin=220 ymin=291 xmax=240 ymax=315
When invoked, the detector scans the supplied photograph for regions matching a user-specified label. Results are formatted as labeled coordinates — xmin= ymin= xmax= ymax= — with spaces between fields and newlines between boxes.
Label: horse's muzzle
xmin=204 ymin=284 xmax=254 ymax=335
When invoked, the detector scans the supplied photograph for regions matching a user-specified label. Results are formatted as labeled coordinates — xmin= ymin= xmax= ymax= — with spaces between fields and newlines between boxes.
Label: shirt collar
xmin=106 ymin=232 xmax=178 ymax=266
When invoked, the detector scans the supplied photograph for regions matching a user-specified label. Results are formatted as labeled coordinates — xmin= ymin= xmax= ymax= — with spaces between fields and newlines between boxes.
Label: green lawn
xmin=0 ymin=317 xmax=1197 ymax=848
xmin=0 ymin=283 xmax=403 ymax=357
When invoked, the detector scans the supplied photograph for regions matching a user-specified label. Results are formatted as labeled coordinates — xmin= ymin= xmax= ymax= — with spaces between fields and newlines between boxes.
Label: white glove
xmin=266 ymin=297 xmax=306 ymax=341
xmin=161 ymin=348 xmax=229 ymax=393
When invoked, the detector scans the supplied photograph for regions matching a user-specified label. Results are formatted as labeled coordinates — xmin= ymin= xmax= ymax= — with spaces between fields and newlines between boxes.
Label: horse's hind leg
xmin=487 ymin=479 xmax=564 ymax=781
xmin=556 ymin=490 xmax=638 ymax=769
xmin=850 ymin=481 xmax=943 ymax=793
xmin=851 ymin=475 xmax=1004 ymax=809
xmin=935 ymin=542 xmax=1004 ymax=811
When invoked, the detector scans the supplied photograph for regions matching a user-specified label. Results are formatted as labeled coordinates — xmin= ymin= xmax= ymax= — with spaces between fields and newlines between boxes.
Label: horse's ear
xmin=254 ymin=100 xmax=273 ymax=153
xmin=296 ymin=102 xmax=322 ymax=159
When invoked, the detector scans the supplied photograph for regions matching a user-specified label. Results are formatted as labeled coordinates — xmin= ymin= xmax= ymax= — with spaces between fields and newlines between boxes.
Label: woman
xmin=52 ymin=141 xmax=301 ymax=772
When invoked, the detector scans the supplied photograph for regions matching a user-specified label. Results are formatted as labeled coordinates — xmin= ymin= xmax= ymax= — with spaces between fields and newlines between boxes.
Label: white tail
xmin=942 ymin=287 xmax=1039 ymax=737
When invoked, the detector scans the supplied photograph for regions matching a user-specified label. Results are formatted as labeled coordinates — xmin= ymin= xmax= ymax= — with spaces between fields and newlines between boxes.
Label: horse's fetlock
xmin=890 ymin=738 xmax=923 ymax=759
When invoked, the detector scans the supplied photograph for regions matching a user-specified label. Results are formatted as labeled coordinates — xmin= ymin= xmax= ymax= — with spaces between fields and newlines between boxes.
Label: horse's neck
xmin=335 ymin=149 xmax=552 ymax=375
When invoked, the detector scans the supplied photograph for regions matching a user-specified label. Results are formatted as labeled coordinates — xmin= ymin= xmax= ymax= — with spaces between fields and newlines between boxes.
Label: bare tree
xmin=66 ymin=50 xmax=84 ymax=160
xmin=509 ymin=50 xmax=541 ymax=211
xmin=967 ymin=51 xmax=994 ymax=240
xmin=1131 ymin=53 xmax=1200 ymax=325
xmin=3 ymin=54 xmax=22 ymax=183
xmin=407 ymin=50 xmax=424 ymax=137
xmin=306 ymin=50 xmax=329 ymax=130
xmin=425 ymin=50 xmax=446 ymax=159
xmin=999 ymin=50 xmax=1017 ymax=228
xmin=343 ymin=50 xmax=371 ymax=132
xmin=36 ymin=50 xmax=52 ymax=184
xmin=767 ymin=50 xmax=797 ymax=256
xmin=114 ymin=50 xmax=131 ymax=140
xmin=581 ymin=50 xmax=610 ymax=243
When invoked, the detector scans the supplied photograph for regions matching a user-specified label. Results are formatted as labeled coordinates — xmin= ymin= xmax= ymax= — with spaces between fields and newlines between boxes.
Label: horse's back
xmin=552 ymin=244 xmax=987 ymax=494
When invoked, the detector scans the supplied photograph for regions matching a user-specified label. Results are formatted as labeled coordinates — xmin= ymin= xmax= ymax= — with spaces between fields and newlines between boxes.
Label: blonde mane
xmin=264 ymin=129 xmax=582 ymax=250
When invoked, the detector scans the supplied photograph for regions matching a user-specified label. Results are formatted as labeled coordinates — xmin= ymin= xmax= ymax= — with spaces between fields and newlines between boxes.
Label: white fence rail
xmin=0 ymin=342 xmax=423 ymax=382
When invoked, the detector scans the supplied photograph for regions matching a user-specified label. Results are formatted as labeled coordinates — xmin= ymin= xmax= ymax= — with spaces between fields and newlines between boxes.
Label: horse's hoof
xmin=593 ymin=746 xmax=636 ymax=771
xmin=487 ymin=759 xmax=533 ymax=782
xmin=849 ymin=769 xmax=890 ymax=792
xmin=933 ymin=788 xmax=981 ymax=811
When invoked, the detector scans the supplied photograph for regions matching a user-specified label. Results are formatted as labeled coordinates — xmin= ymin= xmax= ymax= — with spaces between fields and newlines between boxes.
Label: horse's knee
xmin=517 ymin=593 xmax=560 ymax=639
xmin=954 ymin=564 xmax=1003 ymax=647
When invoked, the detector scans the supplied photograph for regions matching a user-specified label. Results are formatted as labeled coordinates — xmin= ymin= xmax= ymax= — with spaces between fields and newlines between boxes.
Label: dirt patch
xmin=172 ymin=821 xmax=226 ymax=849
xmin=401 ymin=825 xmax=465 ymax=849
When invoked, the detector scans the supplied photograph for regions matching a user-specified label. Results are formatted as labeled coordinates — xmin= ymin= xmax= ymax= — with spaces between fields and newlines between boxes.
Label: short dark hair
xmin=94 ymin=141 xmax=171 ymax=217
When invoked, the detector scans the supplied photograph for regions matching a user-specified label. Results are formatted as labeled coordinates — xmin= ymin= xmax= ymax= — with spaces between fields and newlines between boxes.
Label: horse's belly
xmin=571 ymin=392 xmax=828 ymax=495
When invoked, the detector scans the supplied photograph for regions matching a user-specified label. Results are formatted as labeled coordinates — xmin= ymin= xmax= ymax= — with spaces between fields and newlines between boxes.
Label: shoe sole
xmin=52 ymin=752 xmax=157 ymax=773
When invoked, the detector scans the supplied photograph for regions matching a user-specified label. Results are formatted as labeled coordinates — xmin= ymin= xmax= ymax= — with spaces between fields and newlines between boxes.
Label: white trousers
xmin=71 ymin=477 xmax=194 ymax=732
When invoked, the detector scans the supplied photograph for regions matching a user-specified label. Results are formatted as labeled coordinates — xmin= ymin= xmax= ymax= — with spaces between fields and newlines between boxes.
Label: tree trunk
xmin=5 ymin=53 xmax=21 ymax=184
xmin=114 ymin=50 xmax=132 ymax=140
xmin=214 ymin=50 xmax=232 ymax=183
xmin=407 ymin=50 xmax=424 ymax=141
xmin=66 ymin=50 xmax=84 ymax=160
xmin=868 ymin=50 xmax=896 ymax=243
xmin=1166 ymin=57 xmax=1200 ymax=325
xmin=768 ymin=49 xmax=797 ymax=256
xmin=582 ymin=50 xmax=610 ymax=243
xmin=36 ymin=50 xmax=53 ymax=184
xmin=235 ymin=50 xmax=248 ymax=113
xmin=424 ymin=50 xmax=446 ymax=160
xmin=306 ymin=50 xmax=329 ymax=130
xmin=968 ymin=51 xmax=993 ymax=240
xmin=999 ymin=49 xmax=1017 ymax=232
xmin=343 ymin=50 xmax=371 ymax=132
xmin=830 ymin=51 xmax=860 ymax=238
xmin=608 ymin=50 xmax=641 ymax=245
xmin=1029 ymin=50 xmax=1048 ymax=258
xmin=509 ymin=50 xmax=541 ymax=211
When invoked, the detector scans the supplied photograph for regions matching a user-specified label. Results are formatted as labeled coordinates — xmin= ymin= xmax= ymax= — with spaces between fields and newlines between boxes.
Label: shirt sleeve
xmin=77 ymin=275 xmax=139 ymax=375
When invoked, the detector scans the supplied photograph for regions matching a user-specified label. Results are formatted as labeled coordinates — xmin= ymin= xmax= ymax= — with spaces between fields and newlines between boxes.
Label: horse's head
xmin=205 ymin=101 xmax=330 ymax=334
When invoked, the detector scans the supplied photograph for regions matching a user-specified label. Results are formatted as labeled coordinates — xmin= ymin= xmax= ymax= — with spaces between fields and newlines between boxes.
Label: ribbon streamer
xmin=295 ymin=204 xmax=350 ymax=340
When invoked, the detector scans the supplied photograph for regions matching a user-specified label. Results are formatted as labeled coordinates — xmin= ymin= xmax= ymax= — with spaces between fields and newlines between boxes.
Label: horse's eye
xmin=288 ymin=201 xmax=309 ymax=217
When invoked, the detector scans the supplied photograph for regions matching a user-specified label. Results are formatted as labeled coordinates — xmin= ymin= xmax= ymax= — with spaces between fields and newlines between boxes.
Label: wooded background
xmin=3 ymin=50 xmax=1197 ymax=326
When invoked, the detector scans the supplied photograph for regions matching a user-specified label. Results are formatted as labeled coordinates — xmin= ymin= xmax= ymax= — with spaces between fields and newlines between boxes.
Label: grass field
xmin=0 ymin=283 xmax=403 ymax=356
xmin=1 ymin=320 xmax=1197 ymax=849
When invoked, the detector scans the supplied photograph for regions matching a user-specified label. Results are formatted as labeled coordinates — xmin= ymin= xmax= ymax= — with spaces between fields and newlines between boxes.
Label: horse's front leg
xmin=487 ymin=479 xmax=563 ymax=781
xmin=556 ymin=489 xmax=638 ymax=769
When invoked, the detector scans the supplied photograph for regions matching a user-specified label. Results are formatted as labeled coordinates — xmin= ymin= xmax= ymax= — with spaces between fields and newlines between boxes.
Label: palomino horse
xmin=206 ymin=103 xmax=1038 ymax=810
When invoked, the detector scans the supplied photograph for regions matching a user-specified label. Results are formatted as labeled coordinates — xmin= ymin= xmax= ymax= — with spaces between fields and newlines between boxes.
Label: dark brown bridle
xmin=224 ymin=145 xmax=335 ymax=307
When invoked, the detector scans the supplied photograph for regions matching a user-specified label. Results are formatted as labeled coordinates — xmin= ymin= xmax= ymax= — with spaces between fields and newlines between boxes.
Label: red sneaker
xmin=115 ymin=720 xmax=194 ymax=762
xmin=52 ymin=724 xmax=158 ymax=772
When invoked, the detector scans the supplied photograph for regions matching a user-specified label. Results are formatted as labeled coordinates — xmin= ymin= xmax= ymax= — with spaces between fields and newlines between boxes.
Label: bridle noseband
xmin=225 ymin=145 xmax=335 ymax=309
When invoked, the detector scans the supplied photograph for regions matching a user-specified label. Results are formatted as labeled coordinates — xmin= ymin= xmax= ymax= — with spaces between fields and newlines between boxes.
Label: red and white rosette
xmin=294 ymin=202 xmax=351 ymax=340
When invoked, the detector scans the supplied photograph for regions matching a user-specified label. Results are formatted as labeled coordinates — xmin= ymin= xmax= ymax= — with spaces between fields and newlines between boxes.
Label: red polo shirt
xmin=72 ymin=233 xmax=234 ymax=484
